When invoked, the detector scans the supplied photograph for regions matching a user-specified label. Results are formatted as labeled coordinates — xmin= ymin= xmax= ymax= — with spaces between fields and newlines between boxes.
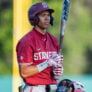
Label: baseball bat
xmin=59 ymin=0 xmax=70 ymax=54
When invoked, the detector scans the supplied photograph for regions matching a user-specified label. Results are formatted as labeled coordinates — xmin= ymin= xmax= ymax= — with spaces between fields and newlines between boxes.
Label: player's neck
xmin=35 ymin=26 xmax=47 ymax=35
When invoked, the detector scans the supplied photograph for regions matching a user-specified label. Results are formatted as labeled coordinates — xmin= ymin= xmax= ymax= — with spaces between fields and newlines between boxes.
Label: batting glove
xmin=53 ymin=65 xmax=64 ymax=80
xmin=47 ymin=54 xmax=63 ymax=67
xmin=37 ymin=54 xmax=63 ymax=72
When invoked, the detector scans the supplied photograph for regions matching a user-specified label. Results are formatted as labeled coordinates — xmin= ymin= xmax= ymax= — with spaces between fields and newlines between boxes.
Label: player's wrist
xmin=54 ymin=75 xmax=61 ymax=80
xmin=37 ymin=60 xmax=48 ymax=72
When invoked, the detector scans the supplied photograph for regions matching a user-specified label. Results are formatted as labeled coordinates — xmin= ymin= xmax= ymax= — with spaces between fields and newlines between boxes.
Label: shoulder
xmin=16 ymin=29 xmax=35 ymax=51
xmin=19 ymin=29 xmax=35 ymax=43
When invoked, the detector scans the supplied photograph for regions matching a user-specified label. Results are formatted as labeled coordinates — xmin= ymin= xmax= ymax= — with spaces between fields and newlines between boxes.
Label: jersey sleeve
xmin=16 ymin=41 xmax=33 ymax=64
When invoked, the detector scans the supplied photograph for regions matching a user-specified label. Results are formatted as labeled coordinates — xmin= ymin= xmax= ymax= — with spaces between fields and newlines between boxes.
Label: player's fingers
xmin=51 ymin=54 xmax=58 ymax=59
xmin=53 ymin=70 xmax=63 ymax=75
xmin=53 ymin=55 xmax=63 ymax=61
xmin=53 ymin=66 xmax=64 ymax=71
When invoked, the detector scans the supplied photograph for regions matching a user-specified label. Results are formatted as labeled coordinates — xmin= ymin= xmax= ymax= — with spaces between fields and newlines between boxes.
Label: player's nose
xmin=45 ymin=16 xmax=50 ymax=22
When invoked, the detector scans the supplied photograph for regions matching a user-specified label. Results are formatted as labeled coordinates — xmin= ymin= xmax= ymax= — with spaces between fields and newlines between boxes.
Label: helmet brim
xmin=47 ymin=9 xmax=54 ymax=13
xmin=36 ymin=8 xmax=54 ymax=15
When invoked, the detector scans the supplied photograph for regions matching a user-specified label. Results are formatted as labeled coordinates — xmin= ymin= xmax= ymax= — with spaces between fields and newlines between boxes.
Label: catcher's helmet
xmin=56 ymin=79 xmax=85 ymax=92
xmin=28 ymin=2 xmax=54 ymax=26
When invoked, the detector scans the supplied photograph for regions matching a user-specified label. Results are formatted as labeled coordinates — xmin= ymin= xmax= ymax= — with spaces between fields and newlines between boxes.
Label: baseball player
xmin=56 ymin=79 xmax=85 ymax=92
xmin=16 ymin=2 xmax=63 ymax=92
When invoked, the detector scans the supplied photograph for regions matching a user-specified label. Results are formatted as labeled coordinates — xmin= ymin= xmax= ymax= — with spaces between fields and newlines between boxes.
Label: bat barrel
xmin=59 ymin=0 xmax=70 ymax=54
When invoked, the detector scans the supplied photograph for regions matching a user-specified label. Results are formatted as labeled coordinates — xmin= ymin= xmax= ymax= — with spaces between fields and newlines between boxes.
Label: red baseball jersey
xmin=16 ymin=28 xmax=59 ymax=85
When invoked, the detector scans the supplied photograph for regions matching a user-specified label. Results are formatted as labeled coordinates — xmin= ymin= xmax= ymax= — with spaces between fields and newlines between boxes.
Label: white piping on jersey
xmin=18 ymin=62 xmax=33 ymax=65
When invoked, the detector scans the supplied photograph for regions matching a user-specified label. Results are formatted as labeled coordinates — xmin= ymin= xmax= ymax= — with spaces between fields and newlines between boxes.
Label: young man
xmin=16 ymin=2 xmax=63 ymax=92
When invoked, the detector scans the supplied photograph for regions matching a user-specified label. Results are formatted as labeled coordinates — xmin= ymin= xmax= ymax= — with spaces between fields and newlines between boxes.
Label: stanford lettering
xmin=34 ymin=51 xmax=57 ymax=60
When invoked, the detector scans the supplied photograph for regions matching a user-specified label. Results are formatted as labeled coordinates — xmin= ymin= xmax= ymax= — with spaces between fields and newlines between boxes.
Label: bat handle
xmin=59 ymin=49 xmax=62 ymax=55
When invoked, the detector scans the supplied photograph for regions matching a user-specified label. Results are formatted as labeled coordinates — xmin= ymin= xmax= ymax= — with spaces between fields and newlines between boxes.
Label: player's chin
xmin=43 ymin=24 xmax=49 ymax=28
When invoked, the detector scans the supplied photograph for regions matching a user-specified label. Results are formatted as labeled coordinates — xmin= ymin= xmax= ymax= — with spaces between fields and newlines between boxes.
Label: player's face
xmin=37 ymin=10 xmax=50 ymax=29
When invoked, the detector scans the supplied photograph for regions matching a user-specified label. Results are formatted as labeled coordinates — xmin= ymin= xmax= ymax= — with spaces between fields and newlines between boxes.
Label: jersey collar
xmin=33 ymin=28 xmax=47 ymax=41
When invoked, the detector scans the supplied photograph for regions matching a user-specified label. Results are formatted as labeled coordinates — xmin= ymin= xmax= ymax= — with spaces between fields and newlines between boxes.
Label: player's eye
xmin=41 ymin=14 xmax=46 ymax=17
xmin=40 ymin=13 xmax=50 ymax=17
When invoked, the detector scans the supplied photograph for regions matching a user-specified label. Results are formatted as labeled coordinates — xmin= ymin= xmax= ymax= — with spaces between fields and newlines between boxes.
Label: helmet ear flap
xmin=29 ymin=14 xmax=54 ymax=26
xmin=50 ymin=15 xmax=54 ymax=26
xmin=29 ymin=16 xmax=39 ymax=26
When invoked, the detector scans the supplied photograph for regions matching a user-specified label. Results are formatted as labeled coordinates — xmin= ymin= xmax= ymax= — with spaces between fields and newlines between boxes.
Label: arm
xmin=16 ymin=42 xmax=38 ymax=78
xmin=19 ymin=55 xmax=63 ymax=78
xmin=19 ymin=64 xmax=39 ymax=78
xmin=19 ymin=60 xmax=48 ymax=78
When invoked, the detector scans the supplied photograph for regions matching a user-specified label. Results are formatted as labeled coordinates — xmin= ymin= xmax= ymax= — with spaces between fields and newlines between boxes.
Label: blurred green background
xmin=0 ymin=0 xmax=12 ymax=75
xmin=0 ymin=0 xmax=92 ymax=92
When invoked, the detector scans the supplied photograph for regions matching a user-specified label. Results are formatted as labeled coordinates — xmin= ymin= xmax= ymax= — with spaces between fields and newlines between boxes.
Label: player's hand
xmin=47 ymin=54 xmax=63 ymax=67
xmin=53 ymin=65 xmax=64 ymax=80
